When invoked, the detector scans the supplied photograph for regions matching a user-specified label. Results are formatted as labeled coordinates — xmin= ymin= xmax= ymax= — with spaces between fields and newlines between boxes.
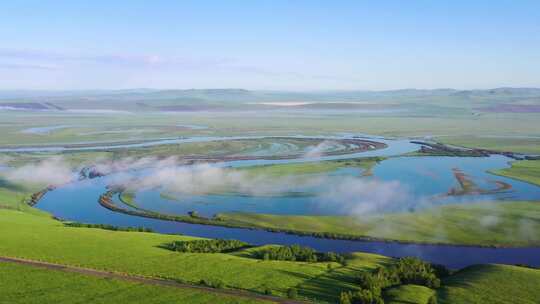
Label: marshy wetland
xmin=17 ymin=135 xmax=537 ymax=268
xmin=1 ymin=89 xmax=540 ymax=303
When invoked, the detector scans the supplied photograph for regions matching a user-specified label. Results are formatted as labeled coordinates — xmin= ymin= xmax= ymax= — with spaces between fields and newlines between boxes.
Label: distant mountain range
xmin=1 ymin=88 xmax=539 ymax=112
xmin=2 ymin=87 xmax=540 ymax=100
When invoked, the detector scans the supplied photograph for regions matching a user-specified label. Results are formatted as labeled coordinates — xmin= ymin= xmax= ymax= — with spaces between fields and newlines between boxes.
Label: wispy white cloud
xmin=0 ymin=62 xmax=59 ymax=70
xmin=0 ymin=48 xmax=352 ymax=84
xmin=0 ymin=48 xmax=230 ymax=69
xmin=5 ymin=157 xmax=75 ymax=185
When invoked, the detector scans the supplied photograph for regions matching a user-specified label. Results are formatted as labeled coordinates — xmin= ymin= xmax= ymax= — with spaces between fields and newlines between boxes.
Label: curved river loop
xmin=29 ymin=135 xmax=540 ymax=269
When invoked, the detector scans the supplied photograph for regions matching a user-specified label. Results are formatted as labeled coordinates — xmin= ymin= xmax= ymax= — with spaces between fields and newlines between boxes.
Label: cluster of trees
xmin=253 ymin=244 xmax=346 ymax=264
xmin=165 ymin=239 xmax=250 ymax=253
xmin=65 ymin=222 xmax=154 ymax=232
xmin=339 ymin=257 xmax=446 ymax=304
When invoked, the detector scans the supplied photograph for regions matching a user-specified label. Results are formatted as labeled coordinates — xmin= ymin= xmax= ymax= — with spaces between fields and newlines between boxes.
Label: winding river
xmin=33 ymin=135 xmax=540 ymax=269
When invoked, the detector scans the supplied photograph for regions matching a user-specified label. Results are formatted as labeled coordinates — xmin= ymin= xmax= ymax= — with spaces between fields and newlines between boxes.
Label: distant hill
xmin=1 ymin=87 xmax=539 ymax=112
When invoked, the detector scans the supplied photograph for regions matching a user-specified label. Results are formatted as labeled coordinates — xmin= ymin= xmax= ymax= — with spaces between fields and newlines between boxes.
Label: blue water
xmin=126 ymin=155 xmax=540 ymax=217
xmin=34 ymin=137 xmax=540 ymax=268
xmin=374 ymin=155 xmax=540 ymax=201
xmin=20 ymin=125 xmax=72 ymax=135
xmin=37 ymin=179 xmax=540 ymax=269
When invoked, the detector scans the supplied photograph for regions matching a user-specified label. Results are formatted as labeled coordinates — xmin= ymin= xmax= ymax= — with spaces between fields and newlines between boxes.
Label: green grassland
xmin=0 ymin=262 xmax=270 ymax=304
xmin=0 ymin=137 xmax=369 ymax=172
xmin=0 ymin=176 xmax=47 ymax=215
xmin=437 ymin=136 xmax=540 ymax=154
xmin=2 ymin=207 xmax=540 ymax=303
xmin=439 ymin=264 xmax=540 ymax=304
xmin=0 ymin=209 xmax=389 ymax=303
xmin=1 ymin=109 xmax=540 ymax=155
xmin=120 ymin=191 xmax=136 ymax=205
xmin=490 ymin=160 xmax=540 ymax=186
xmin=384 ymin=284 xmax=436 ymax=304
xmin=240 ymin=157 xmax=382 ymax=177
xmin=2 ymin=90 xmax=540 ymax=303
xmin=232 ymin=246 xmax=392 ymax=302
xmin=220 ymin=201 xmax=540 ymax=247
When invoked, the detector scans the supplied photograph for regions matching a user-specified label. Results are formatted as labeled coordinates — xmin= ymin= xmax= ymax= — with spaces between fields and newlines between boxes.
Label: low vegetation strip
xmin=100 ymin=189 xmax=422 ymax=245
xmin=102 ymin=189 xmax=540 ymax=246
xmin=0 ymin=256 xmax=305 ymax=304
xmin=490 ymin=159 xmax=540 ymax=186
xmin=64 ymin=221 xmax=154 ymax=232
xmin=220 ymin=201 xmax=540 ymax=247
xmin=436 ymin=136 xmax=540 ymax=155
xmin=252 ymin=245 xmax=346 ymax=264
xmin=99 ymin=189 xmax=263 ymax=229
xmin=165 ymin=239 xmax=250 ymax=253
xmin=25 ymin=186 xmax=54 ymax=206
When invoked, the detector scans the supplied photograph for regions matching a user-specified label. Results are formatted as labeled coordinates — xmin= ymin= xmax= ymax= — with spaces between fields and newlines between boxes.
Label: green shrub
xmin=64 ymin=222 xmax=154 ymax=232
xmin=165 ymin=239 xmax=249 ymax=253
xmin=287 ymin=288 xmax=298 ymax=299
xmin=252 ymin=244 xmax=346 ymax=264
xmin=343 ymin=257 xmax=446 ymax=304
xmin=340 ymin=291 xmax=352 ymax=304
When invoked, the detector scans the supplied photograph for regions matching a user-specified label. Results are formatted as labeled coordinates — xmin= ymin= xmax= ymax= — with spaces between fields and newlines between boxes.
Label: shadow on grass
xmin=0 ymin=177 xmax=26 ymax=192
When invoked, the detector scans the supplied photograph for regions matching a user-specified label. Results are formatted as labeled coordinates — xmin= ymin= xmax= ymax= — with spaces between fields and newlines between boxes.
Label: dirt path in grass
xmin=0 ymin=256 xmax=307 ymax=304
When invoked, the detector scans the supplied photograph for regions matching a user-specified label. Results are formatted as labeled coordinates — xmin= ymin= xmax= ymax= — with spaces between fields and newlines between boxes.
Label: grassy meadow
xmin=1 ymin=108 xmax=540 ymax=155
xmin=0 ymin=262 xmax=270 ymax=304
xmin=439 ymin=264 xmax=540 ymax=304
xmin=240 ymin=157 xmax=382 ymax=177
xmin=384 ymin=284 xmax=436 ymax=304
xmin=221 ymin=201 xmax=540 ymax=247
xmin=437 ymin=136 xmax=540 ymax=154
xmin=1 ymin=89 xmax=540 ymax=303
xmin=0 ymin=208 xmax=390 ymax=303
xmin=491 ymin=160 xmax=540 ymax=186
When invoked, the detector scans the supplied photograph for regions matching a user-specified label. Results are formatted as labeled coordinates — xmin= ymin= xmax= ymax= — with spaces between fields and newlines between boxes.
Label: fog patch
xmin=123 ymin=163 xmax=319 ymax=196
xmin=304 ymin=140 xmax=337 ymax=158
xmin=479 ymin=215 xmax=500 ymax=228
xmin=318 ymin=177 xmax=417 ymax=215
xmin=518 ymin=219 xmax=537 ymax=241
xmin=5 ymin=157 xmax=75 ymax=185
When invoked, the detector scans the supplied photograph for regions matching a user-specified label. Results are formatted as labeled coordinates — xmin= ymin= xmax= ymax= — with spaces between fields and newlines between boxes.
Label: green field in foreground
xmin=0 ymin=262 xmax=269 ymax=304
xmin=220 ymin=201 xmax=540 ymax=247
xmin=1 ymin=204 xmax=540 ymax=303
xmin=491 ymin=160 xmax=540 ymax=186
xmin=439 ymin=264 xmax=540 ymax=304
xmin=384 ymin=284 xmax=435 ymax=304
xmin=0 ymin=209 xmax=390 ymax=303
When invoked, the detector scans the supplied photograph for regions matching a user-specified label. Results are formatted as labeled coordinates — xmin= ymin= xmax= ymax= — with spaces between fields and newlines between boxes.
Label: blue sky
xmin=0 ymin=1 xmax=539 ymax=90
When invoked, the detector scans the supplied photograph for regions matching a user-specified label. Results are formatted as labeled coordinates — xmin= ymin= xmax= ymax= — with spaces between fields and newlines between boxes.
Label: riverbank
xmin=106 ymin=189 xmax=540 ymax=247
xmin=489 ymin=159 xmax=540 ymax=186
xmin=0 ymin=208 xmax=389 ymax=303
xmin=1 ymin=207 xmax=539 ymax=304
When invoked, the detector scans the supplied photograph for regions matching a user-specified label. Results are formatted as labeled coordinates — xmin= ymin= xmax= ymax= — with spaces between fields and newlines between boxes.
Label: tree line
xmin=252 ymin=244 xmax=346 ymax=264
xmin=64 ymin=222 xmax=154 ymax=232
xmin=165 ymin=239 xmax=250 ymax=253
xmin=339 ymin=257 xmax=447 ymax=304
